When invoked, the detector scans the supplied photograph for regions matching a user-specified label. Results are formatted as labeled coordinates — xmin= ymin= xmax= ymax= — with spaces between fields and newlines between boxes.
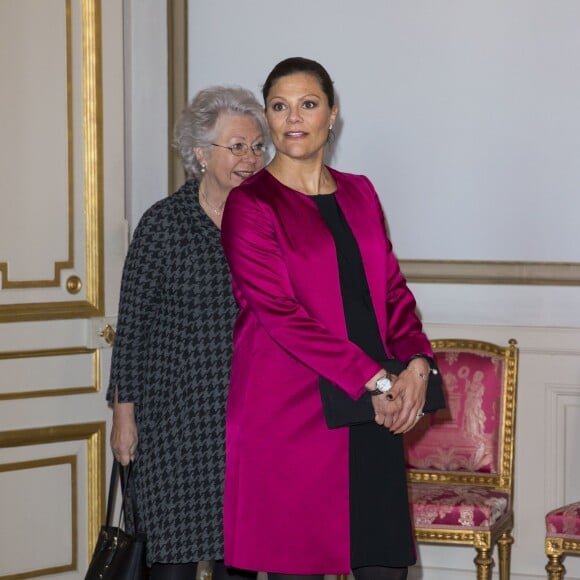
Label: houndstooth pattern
xmin=107 ymin=180 xmax=237 ymax=564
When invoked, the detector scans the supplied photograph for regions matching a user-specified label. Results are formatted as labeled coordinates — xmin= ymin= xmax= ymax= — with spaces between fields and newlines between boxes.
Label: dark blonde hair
xmin=262 ymin=57 xmax=335 ymax=108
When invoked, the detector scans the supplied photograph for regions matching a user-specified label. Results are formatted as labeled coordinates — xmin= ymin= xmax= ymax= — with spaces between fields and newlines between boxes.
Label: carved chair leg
xmin=474 ymin=547 xmax=493 ymax=580
xmin=545 ymin=553 xmax=565 ymax=580
xmin=497 ymin=530 xmax=514 ymax=579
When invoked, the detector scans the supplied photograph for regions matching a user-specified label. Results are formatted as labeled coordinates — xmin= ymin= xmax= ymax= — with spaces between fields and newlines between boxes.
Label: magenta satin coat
xmin=221 ymin=168 xmax=432 ymax=574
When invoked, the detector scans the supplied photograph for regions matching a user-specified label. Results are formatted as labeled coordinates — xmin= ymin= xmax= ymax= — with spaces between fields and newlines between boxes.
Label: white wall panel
xmin=0 ymin=460 xmax=74 ymax=575
xmin=187 ymin=0 xmax=580 ymax=326
xmin=187 ymin=0 xmax=580 ymax=265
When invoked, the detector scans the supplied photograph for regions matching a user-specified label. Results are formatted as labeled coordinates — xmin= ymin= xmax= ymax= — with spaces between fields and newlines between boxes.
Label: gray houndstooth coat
xmin=107 ymin=179 xmax=237 ymax=565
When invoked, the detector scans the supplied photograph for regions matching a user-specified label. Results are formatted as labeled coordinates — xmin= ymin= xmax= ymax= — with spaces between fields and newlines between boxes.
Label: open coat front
xmin=221 ymin=168 xmax=431 ymax=574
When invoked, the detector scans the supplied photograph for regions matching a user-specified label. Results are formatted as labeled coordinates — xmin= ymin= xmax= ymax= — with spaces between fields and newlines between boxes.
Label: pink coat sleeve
xmin=221 ymin=186 xmax=381 ymax=399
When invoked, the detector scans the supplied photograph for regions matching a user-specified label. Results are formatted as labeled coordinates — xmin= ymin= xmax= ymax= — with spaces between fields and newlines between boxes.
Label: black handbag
xmin=319 ymin=357 xmax=446 ymax=429
xmin=85 ymin=460 xmax=147 ymax=580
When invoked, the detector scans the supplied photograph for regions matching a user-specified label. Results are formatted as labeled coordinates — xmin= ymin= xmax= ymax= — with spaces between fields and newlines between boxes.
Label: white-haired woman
xmin=107 ymin=86 xmax=268 ymax=580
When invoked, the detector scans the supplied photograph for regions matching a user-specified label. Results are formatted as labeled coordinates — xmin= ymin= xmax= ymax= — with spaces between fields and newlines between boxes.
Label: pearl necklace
xmin=200 ymin=190 xmax=225 ymax=217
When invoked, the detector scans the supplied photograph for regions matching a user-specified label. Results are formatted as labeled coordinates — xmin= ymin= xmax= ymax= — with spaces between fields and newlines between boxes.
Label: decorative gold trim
xmin=0 ymin=0 xmax=75 ymax=291
xmin=167 ymin=0 xmax=188 ymax=193
xmin=546 ymin=536 xmax=580 ymax=557
xmin=401 ymin=259 xmax=580 ymax=286
xmin=82 ymin=0 xmax=105 ymax=318
xmin=66 ymin=275 xmax=83 ymax=294
xmin=98 ymin=324 xmax=116 ymax=346
xmin=407 ymin=471 xmax=502 ymax=487
xmin=0 ymin=422 xmax=105 ymax=577
xmin=414 ymin=528 xmax=484 ymax=545
xmin=0 ymin=347 xmax=99 ymax=401
xmin=0 ymin=455 xmax=78 ymax=579
xmin=0 ymin=301 xmax=101 ymax=323
xmin=0 ymin=0 xmax=104 ymax=322
xmin=414 ymin=513 xmax=514 ymax=548
xmin=473 ymin=531 xmax=492 ymax=550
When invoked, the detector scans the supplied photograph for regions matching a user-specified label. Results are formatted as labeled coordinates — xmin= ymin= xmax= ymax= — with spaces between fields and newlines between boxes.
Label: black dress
xmin=313 ymin=193 xmax=416 ymax=569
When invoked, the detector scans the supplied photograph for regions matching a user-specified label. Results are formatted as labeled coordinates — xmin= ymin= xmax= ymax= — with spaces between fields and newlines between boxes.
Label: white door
xmin=0 ymin=0 xmax=127 ymax=577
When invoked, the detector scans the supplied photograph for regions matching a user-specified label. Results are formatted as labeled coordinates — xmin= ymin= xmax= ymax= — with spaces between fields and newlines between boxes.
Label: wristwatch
xmin=370 ymin=374 xmax=392 ymax=397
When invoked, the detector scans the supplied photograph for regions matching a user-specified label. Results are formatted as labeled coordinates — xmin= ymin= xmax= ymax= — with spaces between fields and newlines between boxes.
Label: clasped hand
xmin=371 ymin=365 xmax=428 ymax=434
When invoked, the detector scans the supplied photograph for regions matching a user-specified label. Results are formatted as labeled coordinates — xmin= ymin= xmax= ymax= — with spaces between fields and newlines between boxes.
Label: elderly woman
xmin=107 ymin=86 xmax=267 ymax=580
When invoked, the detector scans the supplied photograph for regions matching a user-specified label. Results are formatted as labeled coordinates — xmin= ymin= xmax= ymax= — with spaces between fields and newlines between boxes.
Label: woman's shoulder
xmin=231 ymin=168 xmax=270 ymax=193
xmin=135 ymin=180 xmax=199 ymax=229
xmin=328 ymin=167 xmax=377 ymax=201
xmin=328 ymin=167 xmax=373 ymax=188
xmin=227 ymin=169 xmax=274 ymax=206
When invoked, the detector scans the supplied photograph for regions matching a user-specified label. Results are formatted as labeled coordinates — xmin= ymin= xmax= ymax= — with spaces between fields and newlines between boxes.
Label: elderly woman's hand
xmin=110 ymin=388 xmax=138 ymax=466
xmin=387 ymin=358 xmax=429 ymax=434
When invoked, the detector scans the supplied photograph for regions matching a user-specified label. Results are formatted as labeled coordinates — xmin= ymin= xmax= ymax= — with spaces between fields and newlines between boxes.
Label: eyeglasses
xmin=211 ymin=142 xmax=266 ymax=157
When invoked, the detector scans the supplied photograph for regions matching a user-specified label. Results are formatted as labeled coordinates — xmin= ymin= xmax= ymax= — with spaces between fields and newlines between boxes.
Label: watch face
xmin=377 ymin=376 xmax=392 ymax=393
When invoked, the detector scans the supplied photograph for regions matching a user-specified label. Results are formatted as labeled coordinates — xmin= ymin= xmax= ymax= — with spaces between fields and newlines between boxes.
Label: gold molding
xmin=407 ymin=471 xmax=502 ymax=487
xmin=414 ymin=513 xmax=514 ymax=548
xmin=0 ymin=455 xmax=78 ymax=579
xmin=0 ymin=347 xmax=99 ymax=401
xmin=415 ymin=528 xmax=484 ymax=546
xmin=167 ymin=0 xmax=188 ymax=194
xmin=82 ymin=0 xmax=105 ymax=317
xmin=546 ymin=536 xmax=580 ymax=556
xmin=0 ymin=301 xmax=101 ymax=323
xmin=0 ymin=422 xmax=105 ymax=577
xmin=0 ymin=0 xmax=104 ymax=322
xmin=401 ymin=259 xmax=580 ymax=286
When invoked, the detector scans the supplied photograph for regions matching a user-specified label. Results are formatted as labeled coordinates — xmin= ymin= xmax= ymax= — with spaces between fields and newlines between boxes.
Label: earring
xmin=329 ymin=124 xmax=333 ymax=131
xmin=327 ymin=125 xmax=336 ymax=145
xmin=200 ymin=163 xmax=206 ymax=174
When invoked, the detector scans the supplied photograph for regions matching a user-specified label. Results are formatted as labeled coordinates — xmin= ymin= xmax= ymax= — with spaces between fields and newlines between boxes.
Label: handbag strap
xmin=105 ymin=459 xmax=120 ymax=527
xmin=119 ymin=461 xmax=141 ymax=534
xmin=104 ymin=459 xmax=140 ymax=532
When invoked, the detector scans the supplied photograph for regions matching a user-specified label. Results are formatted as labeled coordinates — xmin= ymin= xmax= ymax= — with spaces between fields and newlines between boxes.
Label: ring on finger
xmin=416 ymin=412 xmax=425 ymax=418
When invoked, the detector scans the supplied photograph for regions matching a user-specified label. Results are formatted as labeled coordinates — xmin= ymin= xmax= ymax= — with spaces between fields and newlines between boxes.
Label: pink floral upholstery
xmin=405 ymin=349 xmax=505 ymax=474
xmin=409 ymin=484 xmax=510 ymax=530
xmin=546 ymin=502 xmax=580 ymax=540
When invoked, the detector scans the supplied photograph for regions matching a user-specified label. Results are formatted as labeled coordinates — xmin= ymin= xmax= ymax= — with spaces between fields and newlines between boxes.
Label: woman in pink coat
xmin=221 ymin=57 xmax=444 ymax=580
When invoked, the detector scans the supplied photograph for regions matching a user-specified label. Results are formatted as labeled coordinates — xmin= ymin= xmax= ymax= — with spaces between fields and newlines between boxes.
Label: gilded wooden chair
xmin=405 ymin=338 xmax=519 ymax=580
xmin=545 ymin=501 xmax=580 ymax=579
